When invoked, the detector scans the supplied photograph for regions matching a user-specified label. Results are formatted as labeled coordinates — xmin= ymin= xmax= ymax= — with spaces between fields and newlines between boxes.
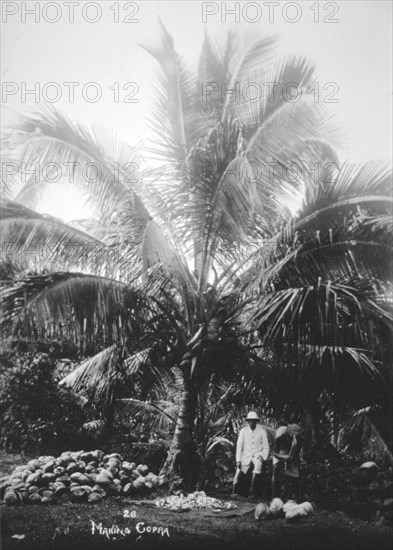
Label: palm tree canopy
xmin=1 ymin=25 xmax=392 ymax=455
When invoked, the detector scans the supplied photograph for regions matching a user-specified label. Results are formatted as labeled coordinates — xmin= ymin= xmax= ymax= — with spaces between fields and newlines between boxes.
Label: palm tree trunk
xmin=160 ymin=369 xmax=197 ymax=475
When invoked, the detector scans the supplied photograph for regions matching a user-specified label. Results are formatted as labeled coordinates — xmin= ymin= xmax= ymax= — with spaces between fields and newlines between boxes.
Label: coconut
xmin=255 ymin=502 xmax=270 ymax=520
xmin=96 ymin=470 xmax=113 ymax=486
xmin=285 ymin=504 xmax=308 ymax=521
xmin=121 ymin=462 xmax=133 ymax=473
xmin=283 ymin=500 xmax=298 ymax=513
xmin=71 ymin=451 xmax=83 ymax=461
xmin=42 ymin=473 xmax=56 ymax=484
xmin=13 ymin=466 xmax=27 ymax=474
xmin=137 ymin=464 xmax=149 ymax=476
xmin=26 ymin=473 xmax=41 ymax=485
xmin=4 ymin=489 xmax=19 ymax=506
xmin=43 ymin=460 xmax=56 ymax=473
xmin=106 ymin=453 xmax=122 ymax=461
xmin=81 ymin=452 xmax=95 ymax=463
xmin=107 ymin=466 xmax=118 ymax=477
xmin=269 ymin=498 xmax=284 ymax=517
xmin=27 ymin=459 xmax=40 ymax=470
xmin=56 ymin=476 xmax=71 ymax=486
xmin=10 ymin=475 xmax=23 ymax=484
xmin=53 ymin=481 xmax=66 ymax=489
xmin=0 ymin=481 xmax=11 ymax=497
xmin=149 ymin=475 xmax=158 ymax=486
xmin=58 ymin=455 xmax=73 ymax=466
xmin=66 ymin=463 xmax=79 ymax=474
xmin=133 ymin=477 xmax=146 ymax=490
xmin=88 ymin=492 xmax=103 ymax=504
xmin=301 ymin=501 xmax=314 ymax=515
xmin=120 ymin=474 xmax=130 ymax=485
xmin=93 ymin=450 xmax=105 ymax=461
xmin=70 ymin=472 xmax=91 ymax=485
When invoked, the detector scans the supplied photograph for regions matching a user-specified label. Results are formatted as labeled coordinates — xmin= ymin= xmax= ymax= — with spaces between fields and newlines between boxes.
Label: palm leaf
xmin=4 ymin=107 xmax=153 ymax=263
xmin=0 ymin=272 xmax=146 ymax=347
xmin=0 ymin=199 xmax=120 ymax=274
xmin=141 ymin=19 xmax=200 ymax=166
xmin=117 ymin=397 xmax=178 ymax=434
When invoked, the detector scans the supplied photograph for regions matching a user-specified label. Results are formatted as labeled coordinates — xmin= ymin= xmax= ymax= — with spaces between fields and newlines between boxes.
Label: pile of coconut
xmin=1 ymin=450 xmax=166 ymax=506
xmin=255 ymin=498 xmax=314 ymax=521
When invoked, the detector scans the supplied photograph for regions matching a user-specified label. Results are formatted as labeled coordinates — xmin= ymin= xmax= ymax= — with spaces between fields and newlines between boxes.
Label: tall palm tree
xmin=1 ymin=24 xmax=392 ymax=467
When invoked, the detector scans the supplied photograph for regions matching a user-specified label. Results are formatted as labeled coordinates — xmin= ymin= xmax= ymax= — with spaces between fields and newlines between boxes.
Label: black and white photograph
xmin=0 ymin=1 xmax=392 ymax=549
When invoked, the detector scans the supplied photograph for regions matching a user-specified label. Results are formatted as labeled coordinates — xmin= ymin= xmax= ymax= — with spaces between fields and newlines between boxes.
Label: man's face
xmin=247 ymin=419 xmax=257 ymax=430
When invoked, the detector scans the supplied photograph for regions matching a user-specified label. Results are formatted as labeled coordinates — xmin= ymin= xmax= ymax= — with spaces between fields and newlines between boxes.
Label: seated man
xmin=272 ymin=423 xmax=303 ymax=501
xmin=234 ymin=411 xmax=269 ymax=498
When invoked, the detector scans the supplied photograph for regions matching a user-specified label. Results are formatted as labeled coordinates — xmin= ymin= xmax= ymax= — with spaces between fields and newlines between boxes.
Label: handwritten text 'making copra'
xmin=90 ymin=520 xmax=170 ymax=539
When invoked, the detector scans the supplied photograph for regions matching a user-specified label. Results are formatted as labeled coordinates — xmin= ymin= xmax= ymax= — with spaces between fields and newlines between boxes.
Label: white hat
xmin=246 ymin=411 xmax=259 ymax=420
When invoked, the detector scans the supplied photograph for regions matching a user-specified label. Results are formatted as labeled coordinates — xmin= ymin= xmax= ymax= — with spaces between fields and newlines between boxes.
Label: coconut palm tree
xmin=1 ymin=24 xmax=392 ymax=469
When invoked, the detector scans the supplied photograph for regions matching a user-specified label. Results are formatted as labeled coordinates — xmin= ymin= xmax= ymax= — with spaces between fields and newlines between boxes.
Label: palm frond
xmin=301 ymin=160 xmax=392 ymax=214
xmin=59 ymin=346 xmax=162 ymax=405
xmin=0 ymin=199 xmax=121 ymax=274
xmin=221 ymin=31 xmax=278 ymax=121
xmin=59 ymin=345 xmax=120 ymax=397
xmin=0 ymin=272 xmax=147 ymax=347
xmin=340 ymin=410 xmax=393 ymax=466
xmin=141 ymin=19 xmax=200 ymax=167
xmin=117 ymin=397 xmax=178 ymax=434
xmin=4 ymin=107 xmax=153 ymax=265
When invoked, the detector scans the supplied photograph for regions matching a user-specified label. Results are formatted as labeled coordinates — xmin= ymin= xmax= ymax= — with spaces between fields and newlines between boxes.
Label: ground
xmin=2 ymin=495 xmax=393 ymax=550
xmin=1 ymin=453 xmax=392 ymax=550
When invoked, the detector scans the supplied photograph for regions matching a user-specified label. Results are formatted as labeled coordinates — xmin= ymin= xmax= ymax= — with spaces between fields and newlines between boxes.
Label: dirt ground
xmin=1 ymin=452 xmax=392 ymax=550
xmin=1 ymin=495 xmax=392 ymax=550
